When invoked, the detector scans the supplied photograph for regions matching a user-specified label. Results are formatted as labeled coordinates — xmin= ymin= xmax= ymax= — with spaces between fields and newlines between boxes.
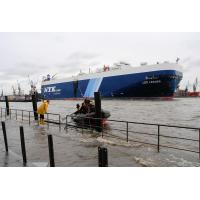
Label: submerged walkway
xmin=1 ymin=116 xmax=200 ymax=167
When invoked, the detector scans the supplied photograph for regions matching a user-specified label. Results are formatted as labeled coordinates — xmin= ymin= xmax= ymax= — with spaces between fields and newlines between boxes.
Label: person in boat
xmin=83 ymin=99 xmax=95 ymax=113
xmin=74 ymin=99 xmax=95 ymax=115
xmin=86 ymin=100 xmax=95 ymax=113
xmin=74 ymin=103 xmax=80 ymax=114
xmin=37 ymin=99 xmax=50 ymax=125
xmin=76 ymin=103 xmax=80 ymax=111
xmin=80 ymin=102 xmax=88 ymax=114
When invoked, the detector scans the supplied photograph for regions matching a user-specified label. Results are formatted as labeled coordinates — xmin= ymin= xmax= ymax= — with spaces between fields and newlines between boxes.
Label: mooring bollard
xmin=32 ymin=94 xmax=38 ymax=121
xmin=48 ymin=134 xmax=55 ymax=167
xmin=1 ymin=121 xmax=8 ymax=152
xmin=20 ymin=126 xmax=27 ymax=165
xmin=98 ymin=146 xmax=108 ymax=167
xmin=94 ymin=92 xmax=102 ymax=132
xmin=5 ymin=96 xmax=9 ymax=116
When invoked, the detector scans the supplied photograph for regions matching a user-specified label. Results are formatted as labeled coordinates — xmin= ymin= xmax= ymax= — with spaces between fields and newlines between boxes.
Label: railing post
xmin=59 ymin=114 xmax=61 ymax=131
xmin=65 ymin=116 xmax=68 ymax=130
xmin=5 ymin=96 xmax=9 ymax=116
xmin=20 ymin=126 xmax=27 ymax=165
xmin=157 ymin=125 xmax=160 ymax=152
xmin=48 ymin=134 xmax=55 ymax=167
xmin=1 ymin=107 xmax=2 ymax=118
xmin=47 ymin=113 xmax=49 ymax=129
xmin=199 ymin=129 xmax=200 ymax=160
xmin=4 ymin=108 xmax=6 ymax=119
xmin=29 ymin=111 xmax=30 ymax=125
xmin=22 ymin=110 xmax=23 ymax=121
xmin=126 ymin=122 xmax=129 ymax=142
xmin=82 ymin=116 xmax=84 ymax=134
xmin=98 ymin=146 xmax=108 ymax=167
xmin=1 ymin=121 xmax=8 ymax=152
xmin=9 ymin=109 xmax=11 ymax=119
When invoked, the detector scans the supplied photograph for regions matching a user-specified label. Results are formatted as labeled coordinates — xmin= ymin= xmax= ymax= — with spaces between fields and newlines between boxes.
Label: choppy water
xmin=1 ymin=98 xmax=200 ymax=166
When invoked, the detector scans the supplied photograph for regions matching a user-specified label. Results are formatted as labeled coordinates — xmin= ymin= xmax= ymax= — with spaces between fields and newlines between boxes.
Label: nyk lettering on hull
xmin=44 ymin=86 xmax=61 ymax=93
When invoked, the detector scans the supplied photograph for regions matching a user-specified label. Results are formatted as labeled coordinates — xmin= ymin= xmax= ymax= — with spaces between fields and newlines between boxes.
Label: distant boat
xmin=41 ymin=61 xmax=183 ymax=99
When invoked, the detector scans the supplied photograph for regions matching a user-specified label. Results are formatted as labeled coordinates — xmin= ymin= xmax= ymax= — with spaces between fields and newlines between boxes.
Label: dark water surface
xmin=1 ymin=98 xmax=200 ymax=166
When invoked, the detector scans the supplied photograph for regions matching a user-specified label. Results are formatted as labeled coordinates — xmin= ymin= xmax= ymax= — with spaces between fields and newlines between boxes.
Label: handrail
xmin=66 ymin=114 xmax=200 ymax=130
xmin=65 ymin=114 xmax=200 ymax=158
xmin=0 ymin=107 xmax=61 ymax=128
xmin=1 ymin=107 xmax=199 ymax=159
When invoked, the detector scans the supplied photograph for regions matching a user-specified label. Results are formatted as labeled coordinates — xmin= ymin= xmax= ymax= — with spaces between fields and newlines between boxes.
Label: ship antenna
xmin=52 ymin=73 xmax=57 ymax=79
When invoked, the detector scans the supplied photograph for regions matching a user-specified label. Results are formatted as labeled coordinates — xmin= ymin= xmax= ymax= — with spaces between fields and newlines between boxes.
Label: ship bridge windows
xmin=159 ymin=74 xmax=180 ymax=79
xmin=169 ymin=75 xmax=179 ymax=79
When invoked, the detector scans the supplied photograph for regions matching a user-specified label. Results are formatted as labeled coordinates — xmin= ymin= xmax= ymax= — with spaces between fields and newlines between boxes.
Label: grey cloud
xmin=1 ymin=32 xmax=200 ymax=93
xmin=55 ymin=52 xmax=101 ymax=74
xmin=67 ymin=52 xmax=99 ymax=61
xmin=1 ymin=62 xmax=47 ymax=78
xmin=188 ymin=59 xmax=200 ymax=67
xmin=183 ymin=58 xmax=200 ymax=69
xmin=181 ymin=57 xmax=192 ymax=64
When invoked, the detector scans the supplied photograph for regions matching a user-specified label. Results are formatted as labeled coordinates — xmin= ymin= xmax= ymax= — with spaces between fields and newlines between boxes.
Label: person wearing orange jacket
xmin=37 ymin=100 xmax=50 ymax=125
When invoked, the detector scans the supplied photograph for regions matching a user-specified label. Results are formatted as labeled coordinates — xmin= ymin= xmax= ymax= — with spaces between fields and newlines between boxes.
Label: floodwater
xmin=1 ymin=98 xmax=200 ymax=167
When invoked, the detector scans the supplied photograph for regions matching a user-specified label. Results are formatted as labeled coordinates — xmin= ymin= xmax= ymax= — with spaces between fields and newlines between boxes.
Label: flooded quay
xmin=0 ymin=98 xmax=200 ymax=167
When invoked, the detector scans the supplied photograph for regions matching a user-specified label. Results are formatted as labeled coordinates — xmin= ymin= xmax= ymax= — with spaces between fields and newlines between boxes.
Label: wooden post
xmin=48 ymin=134 xmax=55 ymax=167
xmin=20 ymin=126 xmax=27 ymax=165
xmin=32 ymin=94 xmax=38 ymax=120
xmin=1 ymin=121 xmax=8 ymax=152
xmin=98 ymin=146 xmax=108 ymax=167
xmin=94 ymin=92 xmax=102 ymax=132
xmin=5 ymin=96 xmax=9 ymax=116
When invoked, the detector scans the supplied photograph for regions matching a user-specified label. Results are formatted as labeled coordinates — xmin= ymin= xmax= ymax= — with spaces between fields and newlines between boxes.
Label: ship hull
xmin=41 ymin=69 xmax=183 ymax=100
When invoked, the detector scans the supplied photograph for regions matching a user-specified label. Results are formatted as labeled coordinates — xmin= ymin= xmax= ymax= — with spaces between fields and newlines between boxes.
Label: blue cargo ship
xmin=41 ymin=62 xmax=183 ymax=99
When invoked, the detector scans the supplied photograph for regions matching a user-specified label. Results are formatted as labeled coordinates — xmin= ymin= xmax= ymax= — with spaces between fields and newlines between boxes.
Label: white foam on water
xmin=133 ymin=156 xmax=154 ymax=167
xmin=97 ymin=136 xmax=144 ymax=148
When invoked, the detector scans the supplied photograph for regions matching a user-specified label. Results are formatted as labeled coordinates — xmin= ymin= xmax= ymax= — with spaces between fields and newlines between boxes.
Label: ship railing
xmin=65 ymin=114 xmax=200 ymax=159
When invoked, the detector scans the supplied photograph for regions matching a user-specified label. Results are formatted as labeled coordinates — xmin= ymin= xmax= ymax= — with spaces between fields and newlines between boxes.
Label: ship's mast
xmin=185 ymin=81 xmax=190 ymax=92
xmin=193 ymin=77 xmax=198 ymax=92
xmin=12 ymin=85 xmax=16 ymax=95
xmin=17 ymin=81 xmax=22 ymax=96
xmin=28 ymin=75 xmax=38 ymax=95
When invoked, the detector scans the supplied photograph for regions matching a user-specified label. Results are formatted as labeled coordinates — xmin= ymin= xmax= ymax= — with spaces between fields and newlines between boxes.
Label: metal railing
xmin=0 ymin=107 xmax=61 ymax=129
xmin=1 ymin=106 xmax=199 ymax=160
xmin=65 ymin=114 xmax=200 ymax=159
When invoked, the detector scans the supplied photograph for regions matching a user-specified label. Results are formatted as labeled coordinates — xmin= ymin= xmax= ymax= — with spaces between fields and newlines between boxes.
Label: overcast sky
xmin=0 ymin=32 xmax=200 ymax=94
